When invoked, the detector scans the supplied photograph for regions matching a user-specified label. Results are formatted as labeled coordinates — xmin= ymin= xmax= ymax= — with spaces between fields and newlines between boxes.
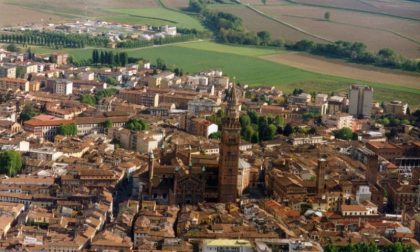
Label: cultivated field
xmin=263 ymin=52 xmax=420 ymax=89
xmin=292 ymin=0 xmax=420 ymax=20
xmin=161 ymin=0 xmax=190 ymax=10
xmin=0 ymin=2 xmax=65 ymax=26
xmin=103 ymin=8 xmax=205 ymax=30
xmin=209 ymin=5 xmax=325 ymax=42
xmin=214 ymin=1 xmax=420 ymax=58
xmin=0 ymin=0 xmax=159 ymax=25
xmin=259 ymin=4 xmax=420 ymax=57
xmin=27 ymin=41 xmax=420 ymax=107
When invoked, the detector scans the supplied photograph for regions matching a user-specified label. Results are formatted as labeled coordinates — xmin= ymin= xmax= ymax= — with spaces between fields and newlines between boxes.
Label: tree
xmin=80 ymin=94 xmax=97 ymax=106
xmin=19 ymin=103 xmax=38 ymax=122
xmin=125 ymin=118 xmax=149 ymax=131
xmin=283 ymin=123 xmax=293 ymax=136
xmin=261 ymin=0 xmax=267 ymax=4
xmin=103 ymin=119 xmax=112 ymax=129
xmin=209 ymin=131 xmax=221 ymax=139
xmin=156 ymin=58 xmax=166 ymax=70
xmin=387 ymin=128 xmax=398 ymax=139
xmin=257 ymin=31 xmax=271 ymax=45
xmin=58 ymin=124 xmax=77 ymax=136
xmin=324 ymin=11 xmax=330 ymax=21
xmin=6 ymin=43 xmax=20 ymax=53
xmin=0 ymin=150 xmax=23 ymax=177
xmin=334 ymin=127 xmax=354 ymax=140
xmin=250 ymin=132 xmax=259 ymax=143
xmin=105 ymin=77 xmax=118 ymax=86
xmin=240 ymin=114 xmax=251 ymax=127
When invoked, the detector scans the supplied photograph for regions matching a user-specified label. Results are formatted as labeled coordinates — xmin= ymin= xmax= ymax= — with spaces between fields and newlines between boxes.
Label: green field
xmin=29 ymin=41 xmax=420 ymax=107
xmin=103 ymin=8 xmax=205 ymax=30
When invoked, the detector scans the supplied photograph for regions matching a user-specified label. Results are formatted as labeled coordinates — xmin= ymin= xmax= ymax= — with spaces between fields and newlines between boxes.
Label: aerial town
xmin=0 ymin=43 xmax=419 ymax=252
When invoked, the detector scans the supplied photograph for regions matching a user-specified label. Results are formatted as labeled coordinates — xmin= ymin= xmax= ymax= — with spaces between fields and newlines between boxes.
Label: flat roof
xmin=203 ymin=239 xmax=252 ymax=247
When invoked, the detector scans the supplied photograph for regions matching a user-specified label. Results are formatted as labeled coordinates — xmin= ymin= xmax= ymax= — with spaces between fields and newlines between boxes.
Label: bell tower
xmin=218 ymin=81 xmax=241 ymax=203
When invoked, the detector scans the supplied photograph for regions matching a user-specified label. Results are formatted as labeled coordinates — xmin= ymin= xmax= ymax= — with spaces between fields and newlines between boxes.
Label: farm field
xmin=102 ymin=8 xmax=205 ymax=30
xmin=259 ymin=4 xmax=420 ymax=57
xmin=0 ymin=2 xmax=65 ymax=26
xmin=161 ymin=0 xmax=189 ymax=10
xmin=29 ymin=41 xmax=420 ymax=107
xmin=213 ymin=1 xmax=420 ymax=58
xmin=209 ymin=5 xmax=325 ymax=43
xmin=291 ymin=0 xmax=420 ymax=20
xmin=263 ymin=52 xmax=420 ymax=89
xmin=0 ymin=0 xmax=159 ymax=25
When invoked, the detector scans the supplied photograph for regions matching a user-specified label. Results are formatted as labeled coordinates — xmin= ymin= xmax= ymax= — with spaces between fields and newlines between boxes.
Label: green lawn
xmin=29 ymin=41 xmax=420 ymax=107
xmin=103 ymin=8 xmax=205 ymax=30
xmin=177 ymin=41 xmax=282 ymax=56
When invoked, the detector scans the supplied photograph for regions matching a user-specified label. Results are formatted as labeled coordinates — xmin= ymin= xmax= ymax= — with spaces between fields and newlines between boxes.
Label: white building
xmin=348 ymin=84 xmax=373 ymax=118
xmin=356 ymin=185 xmax=372 ymax=203
xmin=202 ymin=239 xmax=253 ymax=252
xmin=322 ymin=113 xmax=353 ymax=130
xmin=384 ymin=100 xmax=408 ymax=116
xmin=53 ymin=79 xmax=73 ymax=95
xmin=315 ymin=93 xmax=328 ymax=105
xmin=188 ymin=98 xmax=220 ymax=116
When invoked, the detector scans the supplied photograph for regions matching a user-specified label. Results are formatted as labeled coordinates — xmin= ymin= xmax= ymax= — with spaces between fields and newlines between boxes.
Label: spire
xmin=230 ymin=77 xmax=239 ymax=106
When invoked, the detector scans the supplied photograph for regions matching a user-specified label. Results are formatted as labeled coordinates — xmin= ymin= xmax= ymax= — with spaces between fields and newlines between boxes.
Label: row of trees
xmin=0 ymin=150 xmax=23 ymax=177
xmin=240 ymin=110 xmax=285 ymax=143
xmin=287 ymin=40 xmax=420 ymax=72
xmin=209 ymin=109 xmax=316 ymax=143
xmin=91 ymin=50 xmax=129 ymax=66
xmin=124 ymin=118 xmax=149 ymax=131
xmin=324 ymin=242 xmax=414 ymax=252
xmin=80 ymin=88 xmax=118 ymax=106
xmin=58 ymin=124 xmax=77 ymax=136
xmin=0 ymin=31 xmax=108 ymax=48
xmin=334 ymin=127 xmax=358 ymax=140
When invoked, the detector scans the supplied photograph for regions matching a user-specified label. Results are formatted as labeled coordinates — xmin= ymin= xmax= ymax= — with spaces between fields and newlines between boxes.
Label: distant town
xmin=3 ymin=19 xmax=178 ymax=44
xmin=0 ymin=40 xmax=419 ymax=252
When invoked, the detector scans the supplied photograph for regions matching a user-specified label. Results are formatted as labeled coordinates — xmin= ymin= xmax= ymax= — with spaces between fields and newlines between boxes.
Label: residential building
xmin=0 ymin=78 xmax=29 ymax=92
xmin=291 ymin=136 xmax=324 ymax=146
xmin=0 ymin=65 xmax=16 ymax=78
xmin=356 ymin=185 xmax=372 ymax=204
xmin=53 ymin=79 xmax=73 ymax=95
xmin=50 ymin=52 xmax=68 ymax=65
xmin=187 ymin=98 xmax=220 ymax=116
xmin=202 ymin=239 xmax=253 ymax=252
xmin=366 ymin=141 xmax=404 ymax=163
xmin=349 ymin=84 xmax=373 ymax=118
xmin=328 ymin=96 xmax=347 ymax=114
xmin=187 ymin=117 xmax=218 ymax=138
xmin=315 ymin=93 xmax=328 ymax=105
xmin=289 ymin=93 xmax=311 ymax=105
xmin=384 ymin=100 xmax=408 ymax=116
xmin=322 ymin=113 xmax=353 ymax=130
xmin=117 ymin=89 xmax=159 ymax=107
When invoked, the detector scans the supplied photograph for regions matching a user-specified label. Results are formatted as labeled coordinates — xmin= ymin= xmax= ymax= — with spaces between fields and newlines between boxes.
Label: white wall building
xmin=322 ymin=113 xmax=353 ymax=130
xmin=53 ymin=80 xmax=73 ymax=95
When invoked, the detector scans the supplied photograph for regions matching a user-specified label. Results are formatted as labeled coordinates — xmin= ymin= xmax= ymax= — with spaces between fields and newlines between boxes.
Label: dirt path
xmin=262 ymin=52 xmax=420 ymax=89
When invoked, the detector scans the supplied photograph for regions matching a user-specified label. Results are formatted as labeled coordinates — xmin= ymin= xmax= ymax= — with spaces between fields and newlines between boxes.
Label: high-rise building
xmin=348 ymin=84 xmax=373 ymax=118
xmin=218 ymin=83 xmax=241 ymax=203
